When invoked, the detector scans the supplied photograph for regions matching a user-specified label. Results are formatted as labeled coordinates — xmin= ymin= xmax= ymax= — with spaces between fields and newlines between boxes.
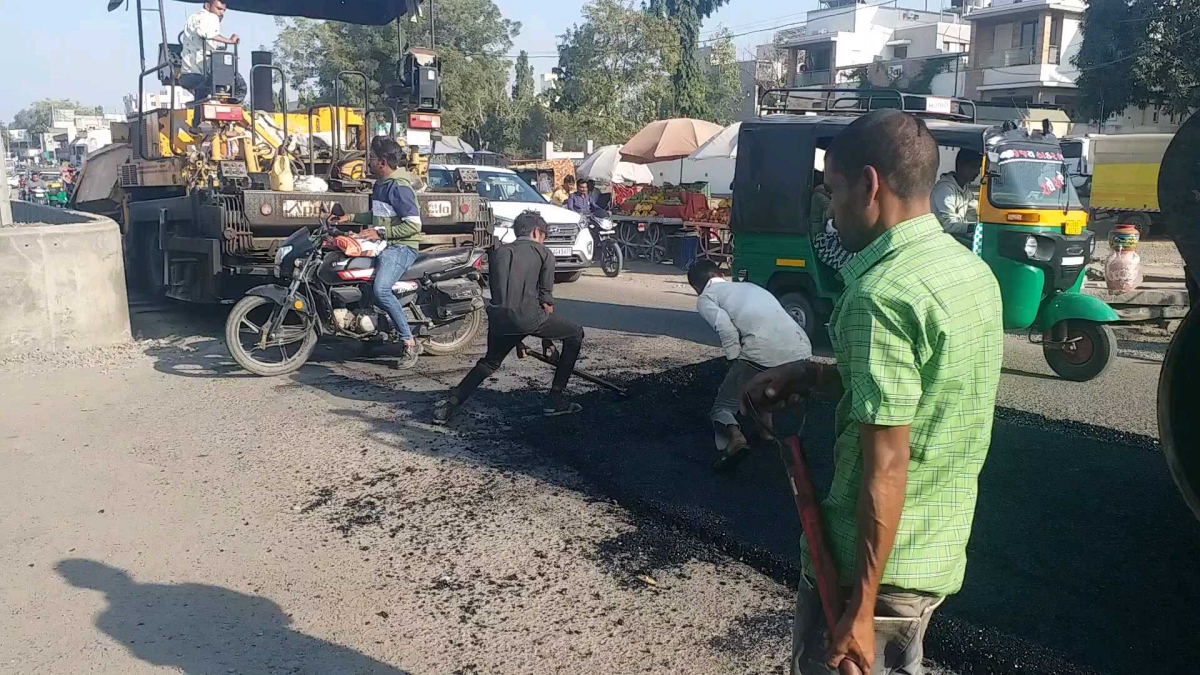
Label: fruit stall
xmin=611 ymin=185 xmax=733 ymax=267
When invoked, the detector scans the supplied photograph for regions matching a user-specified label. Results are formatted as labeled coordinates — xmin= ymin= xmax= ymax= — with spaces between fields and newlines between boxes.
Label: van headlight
xmin=1024 ymin=236 xmax=1038 ymax=258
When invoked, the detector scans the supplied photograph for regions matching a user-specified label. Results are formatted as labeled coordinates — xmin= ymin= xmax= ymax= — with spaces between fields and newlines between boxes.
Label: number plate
xmin=425 ymin=200 xmax=452 ymax=218
xmin=1064 ymin=221 xmax=1083 ymax=235
xmin=282 ymin=199 xmax=335 ymax=218
xmin=550 ymin=247 xmax=573 ymax=257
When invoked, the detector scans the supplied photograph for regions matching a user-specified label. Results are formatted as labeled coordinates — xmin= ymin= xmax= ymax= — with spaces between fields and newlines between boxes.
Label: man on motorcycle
xmin=434 ymin=211 xmax=586 ymax=423
xmin=332 ymin=136 xmax=423 ymax=364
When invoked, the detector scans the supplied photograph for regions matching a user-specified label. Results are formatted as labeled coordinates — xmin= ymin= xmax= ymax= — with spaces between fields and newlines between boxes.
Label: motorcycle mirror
xmin=331 ymin=203 xmax=346 ymax=217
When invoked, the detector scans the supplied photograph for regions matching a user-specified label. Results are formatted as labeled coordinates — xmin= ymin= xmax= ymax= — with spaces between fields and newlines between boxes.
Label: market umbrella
xmin=577 ymin=145 xmax=655 ymax=184
xmin=689 ymin=122 xmax=741 ymax=160
xmin=619 ymin=118 xmax=724 ymax=164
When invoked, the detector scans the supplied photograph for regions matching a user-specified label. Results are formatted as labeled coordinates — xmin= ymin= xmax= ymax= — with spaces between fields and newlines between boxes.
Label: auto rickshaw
xmin=732 ymin=89 xmax=1118 ymax=381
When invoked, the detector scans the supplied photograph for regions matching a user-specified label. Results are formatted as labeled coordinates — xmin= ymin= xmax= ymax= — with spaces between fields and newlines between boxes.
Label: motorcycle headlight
xmin=598 ymin=218 xmax=615 ymax=232
xmin=275 ymin=245 xmax=293 ymax=265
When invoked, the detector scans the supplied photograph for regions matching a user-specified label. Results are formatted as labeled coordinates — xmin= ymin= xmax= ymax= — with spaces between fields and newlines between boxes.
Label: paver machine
xmin=75 ymin=0 xmax=491 ymax=303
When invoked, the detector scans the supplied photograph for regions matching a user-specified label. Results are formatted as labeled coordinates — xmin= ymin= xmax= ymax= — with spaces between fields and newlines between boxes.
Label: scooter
xmin=587 ymin=213 xmax=623 ymax=278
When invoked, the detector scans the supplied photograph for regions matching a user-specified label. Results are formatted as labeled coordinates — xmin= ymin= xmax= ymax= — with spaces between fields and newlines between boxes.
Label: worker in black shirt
xmin=434 ymin=210 xmax=586 ymax=423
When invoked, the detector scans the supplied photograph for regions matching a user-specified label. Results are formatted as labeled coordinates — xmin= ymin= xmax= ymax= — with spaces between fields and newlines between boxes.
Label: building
xmin=774 ymin=0 xmax=971 ymax=98
xmin=535 ymin=72 xmax=559 ymax=96
xmin=962 ymin=0 xmax=1086 ymax=116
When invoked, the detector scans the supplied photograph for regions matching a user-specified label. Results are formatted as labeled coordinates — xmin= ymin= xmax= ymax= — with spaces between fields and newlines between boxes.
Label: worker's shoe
xmin=712 ymin=426 xmax=751 ymax=472
xmin=543 ymin=393 xmax=582 ymax=418
xmin=394 ymin=340 xmax=421 ymax=370
xmin=433 ymin=398 xmax=460 ymax=425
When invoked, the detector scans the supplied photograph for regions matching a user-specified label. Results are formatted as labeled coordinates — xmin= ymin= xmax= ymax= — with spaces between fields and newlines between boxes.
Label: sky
xmin=0 ymin=0 xmax=819 ymax=124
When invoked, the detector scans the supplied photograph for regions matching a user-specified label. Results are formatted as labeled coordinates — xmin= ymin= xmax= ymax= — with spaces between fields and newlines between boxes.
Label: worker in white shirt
xmin=688 ymin=260 xmax=813 ymax=471
xmin=930 ymin=149 xmax=982 ymax=236
xmin=179 ymin=0 xmax=246 ymax=104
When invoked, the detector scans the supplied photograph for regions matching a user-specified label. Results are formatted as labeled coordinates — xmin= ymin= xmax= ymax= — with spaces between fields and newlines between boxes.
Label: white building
xmin=535 ymin=72 xmax=559 ymax=96
xmin=774 ymin=0 xmax=971 ymax=98
xmin=962 ymin=0 xmax=1086 ymax=116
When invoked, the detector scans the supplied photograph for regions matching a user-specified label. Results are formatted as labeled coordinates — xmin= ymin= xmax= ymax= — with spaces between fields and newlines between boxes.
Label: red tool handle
xmin=785 ymin=435 xmax=865 ymax=675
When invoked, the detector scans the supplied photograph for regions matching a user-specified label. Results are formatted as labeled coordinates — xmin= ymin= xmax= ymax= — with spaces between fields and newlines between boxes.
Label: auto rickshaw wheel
xmin=1043 ymin=320 xmax=1117 ymax=382
xmin=779 ymin=291 xmax=817 ymax=340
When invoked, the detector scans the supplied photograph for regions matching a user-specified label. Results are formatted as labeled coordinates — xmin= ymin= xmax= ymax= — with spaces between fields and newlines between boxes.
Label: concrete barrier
xmin=1 ymin=202 xmax=131 ymax=359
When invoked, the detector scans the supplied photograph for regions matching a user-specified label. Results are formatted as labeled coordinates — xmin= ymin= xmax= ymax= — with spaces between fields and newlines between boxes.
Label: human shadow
xmin=55 ymin=559 xmax=411 ymax=675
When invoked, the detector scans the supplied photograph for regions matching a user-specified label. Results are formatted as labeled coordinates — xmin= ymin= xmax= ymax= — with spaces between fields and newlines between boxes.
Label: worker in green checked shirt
xmin=744 ymin=109 xmax=1003 ymax=675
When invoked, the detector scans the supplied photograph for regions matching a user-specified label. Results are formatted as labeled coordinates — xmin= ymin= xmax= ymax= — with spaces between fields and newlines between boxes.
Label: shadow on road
xmin=552 ymin=297 xmax=717 ymax=346
xmin=55 ymin=559 xmax=411 ymax=675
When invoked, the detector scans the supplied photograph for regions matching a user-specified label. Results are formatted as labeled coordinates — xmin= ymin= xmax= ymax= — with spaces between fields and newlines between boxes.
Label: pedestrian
xmin=743 ymin=109 xmax=1004 ymax=675
xmin=434 ymin=210 xmax=585 ymax=423
xmin=333 ymin=136 xmax=423 ymax=367
xmin=687 ymin=260 xmax=812 ymax=471
xmin=551 ymin=175 xmax=572 ymax=206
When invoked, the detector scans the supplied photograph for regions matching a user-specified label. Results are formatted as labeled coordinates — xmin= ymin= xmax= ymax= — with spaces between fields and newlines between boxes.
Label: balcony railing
xmin=974 ymin=46 xmax=1062 ymax=69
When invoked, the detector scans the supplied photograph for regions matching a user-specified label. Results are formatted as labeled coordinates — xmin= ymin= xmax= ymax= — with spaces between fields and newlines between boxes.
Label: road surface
xmin=1 ymin=264 xmax=1187 ymax=675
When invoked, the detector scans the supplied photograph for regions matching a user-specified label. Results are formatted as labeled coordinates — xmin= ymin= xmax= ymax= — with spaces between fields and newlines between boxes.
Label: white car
xmin=429 ymin=164 xmax=593 ymax=282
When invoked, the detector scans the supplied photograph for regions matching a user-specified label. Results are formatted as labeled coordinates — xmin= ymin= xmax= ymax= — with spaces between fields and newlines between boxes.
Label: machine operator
xmin=180 ymin=0 xmax=246 ymax=104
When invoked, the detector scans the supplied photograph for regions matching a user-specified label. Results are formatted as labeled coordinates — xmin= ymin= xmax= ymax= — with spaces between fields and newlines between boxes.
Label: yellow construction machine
xmin=75 ymin=0 xmax=485 ymax=303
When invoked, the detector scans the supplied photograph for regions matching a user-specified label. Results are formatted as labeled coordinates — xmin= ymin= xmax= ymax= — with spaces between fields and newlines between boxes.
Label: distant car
xmin=6 ymin=174 xmax=17 ymax=189
xmin=428 ymin=164 xmax=594 ymax=282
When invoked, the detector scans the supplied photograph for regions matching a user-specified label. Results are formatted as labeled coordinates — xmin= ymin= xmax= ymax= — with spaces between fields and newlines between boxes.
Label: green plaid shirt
xmin=802 ymin=213 xmax=1003 ymax=596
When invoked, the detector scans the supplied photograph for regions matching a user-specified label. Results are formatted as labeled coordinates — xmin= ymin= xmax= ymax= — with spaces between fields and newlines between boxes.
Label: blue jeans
xmin=373 ymin=244 xmax=418 ymax=341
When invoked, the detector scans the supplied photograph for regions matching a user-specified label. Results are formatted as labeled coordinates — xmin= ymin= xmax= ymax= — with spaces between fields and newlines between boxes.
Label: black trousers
xmin=452 ymin=314 xmax=585 ymax=403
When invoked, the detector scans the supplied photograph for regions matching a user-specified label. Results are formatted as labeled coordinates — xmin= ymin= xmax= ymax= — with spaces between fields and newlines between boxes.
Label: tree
xmin=10 ymin=99 xmax=101 ymax=141
xmin=699 ymin=30 xmax=744 ymax=125
xmin=554 ymin=0 xmax=680 ymax=145
xmin=512 ymin=50 xmax=535 ymax=103
xmin=648 ymin=0 xmax=730 ymax=117
xmin=1073 ymin=0 xmax=1200 ymax=122
xmin=272 ymin=0 xmax=520 ymax=148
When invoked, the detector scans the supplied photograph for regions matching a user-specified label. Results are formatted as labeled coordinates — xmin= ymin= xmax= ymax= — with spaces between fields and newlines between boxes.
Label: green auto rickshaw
xmin=731 ymin=89 xmax=1119 ymax=381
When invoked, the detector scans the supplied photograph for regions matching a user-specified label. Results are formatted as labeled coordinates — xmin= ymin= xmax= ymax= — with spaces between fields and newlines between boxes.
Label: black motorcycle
xmin=587 ymin=213 xmax=623 ymax=278
xmin=225 ymin=207 xmax=486 ymax=377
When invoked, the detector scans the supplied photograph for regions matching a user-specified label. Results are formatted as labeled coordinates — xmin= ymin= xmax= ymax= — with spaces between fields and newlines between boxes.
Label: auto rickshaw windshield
xmin=988 ymin=145 xmax=1082 ymax=211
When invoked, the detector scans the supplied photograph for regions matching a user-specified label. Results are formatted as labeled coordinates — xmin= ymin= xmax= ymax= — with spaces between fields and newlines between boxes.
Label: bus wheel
xmin=779 ymin=291 xmax=817 ymax=339
xmin=1119 ymin=212 xmax=1152 ymax=240
xmin=1044 ymin=320 xmax=1117 ymax=382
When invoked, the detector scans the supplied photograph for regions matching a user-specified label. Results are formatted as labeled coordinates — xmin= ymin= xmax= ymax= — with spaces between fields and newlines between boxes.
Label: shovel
xmin=743 ymin=393 xmax=865 ymax=675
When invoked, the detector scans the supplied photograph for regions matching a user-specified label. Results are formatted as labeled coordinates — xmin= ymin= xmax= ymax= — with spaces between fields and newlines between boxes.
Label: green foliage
xmin=700 ymin=30 xmax=744 ymax=125
xmin=554 ymin=0 xmax=680 ymax=145
xmin=513 ymin=50 xmax=535 ymax=103
xmin=1073 ymin=0 xmax=1200 ymax=121
xmin=11 ymin=99 xmax=102 ymax=141
xmin=647 ymin=0 xmax=730 ymax=117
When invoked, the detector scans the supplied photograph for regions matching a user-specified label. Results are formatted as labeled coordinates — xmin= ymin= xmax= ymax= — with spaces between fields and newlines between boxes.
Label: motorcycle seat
xmin=400 ymin=247 xmax=473 ymax=281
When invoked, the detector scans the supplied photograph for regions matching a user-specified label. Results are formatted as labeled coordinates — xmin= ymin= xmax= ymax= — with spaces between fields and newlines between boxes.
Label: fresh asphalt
xmin=535 ymin=267 xmax=1187 ymax=675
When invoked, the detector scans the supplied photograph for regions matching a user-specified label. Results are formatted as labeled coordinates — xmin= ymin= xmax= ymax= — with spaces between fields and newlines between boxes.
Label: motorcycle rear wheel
xmin=225 ymin=295 xmax=318 ymax=377
xmin=422 ymin=307 xmax=484 ymax=356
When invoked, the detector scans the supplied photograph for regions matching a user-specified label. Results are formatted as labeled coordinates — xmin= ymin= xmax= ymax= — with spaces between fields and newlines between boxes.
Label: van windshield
xmin=988 ymin=147 xmax=1083 ymax=210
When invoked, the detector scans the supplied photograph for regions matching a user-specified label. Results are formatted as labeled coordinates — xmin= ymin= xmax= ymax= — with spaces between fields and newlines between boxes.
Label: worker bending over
xmin=434 ymin=211 xmax=585 ymax=423
xmin=688 ymin=260 xmax=812 ymax=470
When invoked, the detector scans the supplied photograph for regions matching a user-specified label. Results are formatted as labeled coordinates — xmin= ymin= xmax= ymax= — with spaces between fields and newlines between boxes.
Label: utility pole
xmin=0 ymin=131 xmax=12 ymax=226
xmin=429 ymin=0 xmax=435 ymax=50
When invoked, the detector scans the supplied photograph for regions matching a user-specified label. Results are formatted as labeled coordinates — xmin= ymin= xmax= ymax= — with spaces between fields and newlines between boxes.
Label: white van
xmin=428 ymin=164 xmax=594 ymax=282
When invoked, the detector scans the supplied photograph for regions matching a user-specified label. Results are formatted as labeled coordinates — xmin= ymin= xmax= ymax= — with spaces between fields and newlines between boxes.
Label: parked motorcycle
xmin=225 ymin=206 xmax=486 ymax=377
xmin=587 ymin=213 xmax=623 ymax=278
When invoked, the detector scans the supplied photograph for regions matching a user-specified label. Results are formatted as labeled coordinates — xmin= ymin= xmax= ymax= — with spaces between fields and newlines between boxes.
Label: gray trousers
xmin=710 ymin=359 xmax=765 ymax=450
xmin=792 ymin=580 xmax=944 ymax=675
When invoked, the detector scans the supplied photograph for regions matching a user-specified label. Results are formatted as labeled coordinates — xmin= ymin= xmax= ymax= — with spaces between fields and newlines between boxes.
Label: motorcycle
xmin=29 ymin=186 xmax=47 ymax=205
xmin=587 ymin=213 xmax=623 ymax=278
xmin=225 ymin=206 xmax=486 ymax=377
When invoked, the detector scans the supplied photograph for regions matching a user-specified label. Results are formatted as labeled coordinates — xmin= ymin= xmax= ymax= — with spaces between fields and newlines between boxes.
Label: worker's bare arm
xmin=826 ymin=423 xmax=911 ymax=673
xmin=740 ymin=361 xmax=842 ymax=413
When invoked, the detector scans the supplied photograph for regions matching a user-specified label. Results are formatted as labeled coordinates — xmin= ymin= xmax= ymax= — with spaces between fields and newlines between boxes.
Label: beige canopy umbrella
xmin=619 ymin=118 xmax=725 ymax=164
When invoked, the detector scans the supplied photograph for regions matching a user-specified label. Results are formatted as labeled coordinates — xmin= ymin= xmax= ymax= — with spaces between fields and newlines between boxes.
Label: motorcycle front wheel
xmin=225 ymin=295 xmax=318 ymax=377
xmin=600 ymin=239 xmax=623 ymax=278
